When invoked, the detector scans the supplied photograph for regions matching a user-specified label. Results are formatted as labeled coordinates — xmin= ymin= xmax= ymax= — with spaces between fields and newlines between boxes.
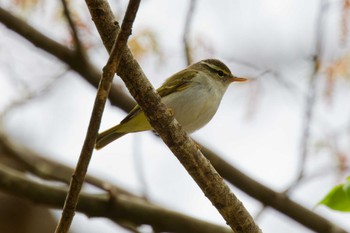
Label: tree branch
xmin=183 ymin=0 xmax=197 ymax=65
xmin=0 ymin=133 xmax=135 ymax=197
xmin=60 ymin=0 xmax=85 ymax=60
xmin=0 ymin=164 xmax=233 ymax=233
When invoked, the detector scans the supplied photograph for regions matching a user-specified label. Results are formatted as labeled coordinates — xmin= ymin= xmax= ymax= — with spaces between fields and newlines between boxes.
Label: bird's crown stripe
xmin=201 ymin=61 xmax=230 ymax=75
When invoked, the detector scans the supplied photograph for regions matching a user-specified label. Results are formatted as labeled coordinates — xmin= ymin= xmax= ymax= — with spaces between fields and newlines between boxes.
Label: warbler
xmin=95 ymin=59 xmax=247 ymax=149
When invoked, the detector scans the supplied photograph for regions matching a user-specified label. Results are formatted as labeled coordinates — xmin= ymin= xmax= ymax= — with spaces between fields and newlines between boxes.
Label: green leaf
xmin=343 ymin=177 xmax=350 ymax=197
xmin=319 ymin=183 xmax=350 ymax=212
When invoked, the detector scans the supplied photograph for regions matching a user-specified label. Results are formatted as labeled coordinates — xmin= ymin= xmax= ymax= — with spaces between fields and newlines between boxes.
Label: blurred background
xmin=0 ymin=0 xmax=350 ymax=232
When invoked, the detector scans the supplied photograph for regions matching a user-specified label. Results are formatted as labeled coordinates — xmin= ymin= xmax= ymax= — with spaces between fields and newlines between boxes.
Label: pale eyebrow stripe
xmin=201 ymin=61 xmax=230 ymax=75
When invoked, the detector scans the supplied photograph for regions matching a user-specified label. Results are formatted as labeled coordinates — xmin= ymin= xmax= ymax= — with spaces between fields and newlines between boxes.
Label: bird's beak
xmin=230 ymin=76 xmax=248 ymax=82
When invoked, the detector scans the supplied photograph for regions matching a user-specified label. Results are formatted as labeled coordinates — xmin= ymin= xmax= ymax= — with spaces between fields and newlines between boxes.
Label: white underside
xmin=162 ymin=74 xmax=228 ymax=133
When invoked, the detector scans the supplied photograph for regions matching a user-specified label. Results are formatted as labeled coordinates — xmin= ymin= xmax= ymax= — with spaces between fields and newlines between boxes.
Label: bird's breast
xmin=162 ymin=78 xmax=227 ymax=133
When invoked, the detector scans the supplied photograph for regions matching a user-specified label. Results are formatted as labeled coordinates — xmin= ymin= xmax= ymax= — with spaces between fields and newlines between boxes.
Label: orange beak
xmin=230 ymin=76 xmax=248 ymax=82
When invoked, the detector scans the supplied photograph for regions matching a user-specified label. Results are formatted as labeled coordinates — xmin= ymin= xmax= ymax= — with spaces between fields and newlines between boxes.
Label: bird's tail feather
xmin=95 ymin=125 xmax=127 ymax=150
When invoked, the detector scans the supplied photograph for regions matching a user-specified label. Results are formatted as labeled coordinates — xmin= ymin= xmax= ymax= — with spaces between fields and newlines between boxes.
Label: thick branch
xmin=0 ymin=164 xmax=232 ymax=233
xmin=0 ymin=133 xmax=134 ymax=197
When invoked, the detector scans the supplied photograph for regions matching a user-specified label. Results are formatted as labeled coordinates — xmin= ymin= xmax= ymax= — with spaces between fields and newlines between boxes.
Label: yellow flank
xmin=117 ymin=110 xmax=153 ymax=133
xmin=95 ymin=110 xmax=153 ymax=149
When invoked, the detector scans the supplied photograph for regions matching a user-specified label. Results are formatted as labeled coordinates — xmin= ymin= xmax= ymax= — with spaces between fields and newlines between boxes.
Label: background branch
xmin=0 ymin=164 xmax=233 ymax=233
xmin=0 ymin=133 xmax=135 ymax=197
xmin=183 ymin=0 xmax=197 ymax=65
xmin=0 ymin=132 xmax=235 ymax=232
xmin=200 ymin=145 xmax=347 ymax=233
xmin=0 ymin=6 xmax=135 ymax=111
xmin=286 ymin=0 xmax=326 ymax=194
xmin=60 ymin=0 xmax=85 ymax=61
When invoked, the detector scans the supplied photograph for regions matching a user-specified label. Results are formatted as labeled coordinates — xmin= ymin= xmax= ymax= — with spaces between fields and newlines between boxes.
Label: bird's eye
xmin=217 ymin=70 xmax=224 ymax=76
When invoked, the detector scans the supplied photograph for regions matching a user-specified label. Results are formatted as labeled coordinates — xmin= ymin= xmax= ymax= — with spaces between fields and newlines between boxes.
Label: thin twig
xmin=55 ymin=1 xmax=141 ymax=232
xmin=183 ymin=0 xmax=197 ymax=65
xmin=294 ymin=59 xmax=318 ymax=183
xmin=60 ymin=0 xmax=84 ymax=56
xmin=286 ymin=0 xmax=327 ymax=194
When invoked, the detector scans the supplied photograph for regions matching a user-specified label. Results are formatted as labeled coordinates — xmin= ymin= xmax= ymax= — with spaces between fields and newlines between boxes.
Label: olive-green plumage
xmin=95 ymin=59 xmax=246 ymax=149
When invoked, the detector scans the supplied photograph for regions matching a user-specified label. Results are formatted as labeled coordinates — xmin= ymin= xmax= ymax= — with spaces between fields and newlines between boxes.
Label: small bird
xmin=95 ymin=59 xmax=247 ymax=149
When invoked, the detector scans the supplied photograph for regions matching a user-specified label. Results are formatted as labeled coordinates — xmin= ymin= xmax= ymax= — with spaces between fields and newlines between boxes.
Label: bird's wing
xmin=157 ymin=69 xmax=198 ymax=98
xmin=120 ymin=105 xmax=142 ymax=124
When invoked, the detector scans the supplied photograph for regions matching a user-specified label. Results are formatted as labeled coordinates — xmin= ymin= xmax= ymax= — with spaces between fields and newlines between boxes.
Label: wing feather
xmin=157 ymin=69 xmax=198 ymax=97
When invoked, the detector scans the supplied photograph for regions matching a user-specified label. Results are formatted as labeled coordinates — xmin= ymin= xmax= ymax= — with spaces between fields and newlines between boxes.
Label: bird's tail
xmin=95 ymin=125 xmax=127 ymax=150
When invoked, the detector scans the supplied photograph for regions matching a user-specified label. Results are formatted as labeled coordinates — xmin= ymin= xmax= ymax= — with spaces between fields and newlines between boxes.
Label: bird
xmin=95 ymin=59 xmax=247 ymax=149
